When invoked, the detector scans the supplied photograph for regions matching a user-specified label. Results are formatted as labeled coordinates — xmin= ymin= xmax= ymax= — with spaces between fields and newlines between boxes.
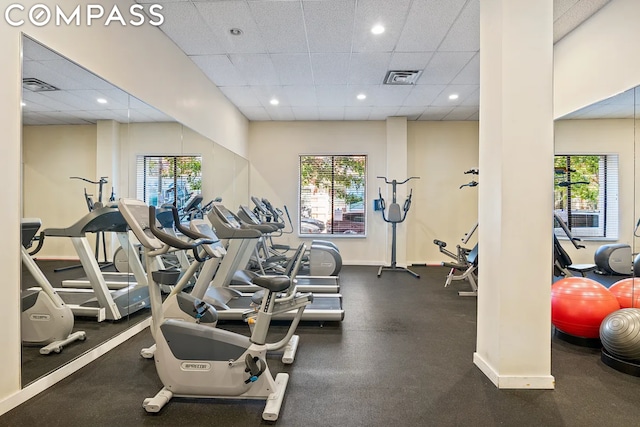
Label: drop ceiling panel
xmin=439 ymin=0 xmax=479 ymax=51
xmin=344 ymin=106 xmax=372 ymax=120
xmin=283 ymin=86 xmax=318 ymax=107
xmin=22 ymin=38 xmax=64 ymax=61
xmin=303 ymin=0 xmax=355 ymax=53
xmin=348 ymin=52 xmax=392 ymax=85
xmin=431 ymin=84 xmax=479 ymax=106
xmin=23 ymin=61 xmax=87 ymax=91
xmin=459 ymin=87 xmax=480 ymax=106
xmin=252 ymin=86 xmax=291 ymax=108
xmin=450 ymin=53 xmax=479 ymax=85
xmin=266 ymin=105 xmax=296 ymax=121
xmin=271 ymin=54 xmax=314 ymax=86
xmin=219 ymin=86 xmax=262 ymax=108
xmin=388 ymin=52 xmax=434 ymax=71
xmin=248 ymin=1 xmax=308 ymax=53
xmin=318 ymin=107 xmax=346 ymax=121
xmin=351 ymin=0 xmax=412 ymax=53
xmin=229 ymin=54 xmax=279 ymax=86
xmin=241 ymin=106 xmax=272 ymax=121
xmin=443 ymin=106 xmax=478 ymax=120
xmin=315 ymin=85 xmax=348 ymax=107
xmin=154 ymin=2 xmax=225 ymax=55
xmin=194 ymin=1 xmax=267 ymax=54
xmin=190 ymin=55 xmax=248 ymax=87
xmin=293 ymin=107 xmax=320 ymax=121
xmin=553 ymin=0 xmax=611 ymax=42
xmin=311 ymin=53 xmax=351 ymax=85
xmin=396 ymin=106 xmax=427 ymax=120
xmin=368 ymin=107 xmax=401 ymax=120
xmin=345 ymin=85 xmax=379 ymax=107
xmin=418 ymin=106 xmax=454 ymax=120
xmin=375 ymin=85 xmax=413 ymax=107
xmin=396 ymin=0 xmax=468 ymax=52
xmin=403 ymin=85 xmax=446 ymax=106
xmin=417 ymin=51 xmax=476 ymax=85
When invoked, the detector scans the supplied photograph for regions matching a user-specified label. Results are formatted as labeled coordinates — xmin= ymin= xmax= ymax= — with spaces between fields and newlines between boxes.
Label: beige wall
xmin=248 ymin=120 xmax=480 ymax=265
xmin=249 ymin=121 xmax=388 ymax=265
xmin=407 ymin=122 xmax=479 ymax=264
xmin=23 ymin=125 xmax=97 ymax=257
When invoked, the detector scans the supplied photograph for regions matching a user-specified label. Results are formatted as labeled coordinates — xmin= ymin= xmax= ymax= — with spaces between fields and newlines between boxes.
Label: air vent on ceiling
xmin=383 ymin=70 xmax=422 ymax=85
xmin=22 ymin=78 xmax=58 ymax=92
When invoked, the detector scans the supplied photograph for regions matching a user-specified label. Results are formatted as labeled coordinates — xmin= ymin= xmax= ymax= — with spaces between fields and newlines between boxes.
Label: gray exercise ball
xmin=600 ymin=308 xmax=640 ymax=360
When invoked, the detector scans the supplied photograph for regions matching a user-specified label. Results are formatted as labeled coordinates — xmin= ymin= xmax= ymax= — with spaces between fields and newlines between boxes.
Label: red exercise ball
xmin=551 ymin=277 xmax=620 ymax=338
xmin=609 ymin=278 xmax=640 ymax=308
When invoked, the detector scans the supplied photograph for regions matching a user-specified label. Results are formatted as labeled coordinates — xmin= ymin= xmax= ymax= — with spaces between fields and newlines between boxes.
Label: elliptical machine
xmin=118 ymin=198 xmax=294 ymax=420
xmin=21 ymin=219 xmax=86 ymax=354
xmin=376 ymin=176 xmax=420 ymax=278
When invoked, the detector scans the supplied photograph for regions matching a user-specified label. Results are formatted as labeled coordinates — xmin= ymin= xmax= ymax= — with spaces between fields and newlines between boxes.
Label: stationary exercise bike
xmin=376 ymin=176 xmax=420 ymax=278
xmin=21 ymin=219 xmax=86 ymax=354
xmin=118 ymin=198 xmax=294 ymax=420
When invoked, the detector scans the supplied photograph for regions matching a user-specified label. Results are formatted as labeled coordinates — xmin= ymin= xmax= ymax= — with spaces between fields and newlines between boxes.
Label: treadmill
xmin=204 ymin=202 xmax=344 ymax=322
xmin=32 ymin=206 xmax=150 ymax=321
xmin=235 ymin=205 xmax=340 ymax=293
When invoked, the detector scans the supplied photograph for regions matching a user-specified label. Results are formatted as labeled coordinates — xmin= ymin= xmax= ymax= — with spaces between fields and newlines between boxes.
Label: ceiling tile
xmin=155 ymin=2 xmax=225 ymax=55
xmin=22 ymin=38 xmax=64 ymax=61
xmin=553 ymin=0 xmax=612 ymax=42
xmin=439 ymin=0 xmax=479 ymax=51
xmin=396 ymin=0 xmax=467 ymax=52
xmin=431 ymin=84 xmax=479 ymax=106
xmin=318 ymin=107 xmax=345 ymax=120
xmin=467 ymin=111 xmax=479 ymax=120
xmin=219 ymin=86 xmax=262 ymax=107
xmin=229 ymin=54 xmax=279 ymax=86
xmin=271 ymin=54 xmax=314 ymax=85
xmin=368 ymin=107 xmax=400 ymax=120
xmin=293 ymin=107 xmax=321 ymax=121
xmin=459 ymin=87 xmax=480 ymax=107
xmin=316 ymin=85 xmax=348 ymax=107
xmin=303 ymin=0 xmax=355 ymax=53
xmin=283 ymin=86 xmax=317 ymax=107
xmin=554 ymin=0 xmax=581 ymax=19
xmin=248 ymin=1 xmax=308 ymax=53
xmin=266 ymin=106 xmax=296 ymax=121
xmin=417 ymin=52 xmax=476 ymax=85
xmin=190 ymin=55 xmax=247 ymax=87
xmin=403 ymin=85 xmax=446 ymax=106
xmin=450 ymin=52 xmax=479 ymax=85
xmin=344 ymin=106 xmax=372 ymax=120
xmin=418 ymin=106 xmax=454 ymax=120
xmin=396 ymin=106 xmax=426 ymax=120
xmin=345 ymin=85 xmax=379 ymax=106
xmin=194 ymin=1 xmax=267 ymax=54
xmin=241 ymin=106 xmax=272 ymax=121
xmin=348 ymin=52 xmax=392 ymax=85
xmin=311 ymin=53 xmax=351 ymax=85
xmin=388 ymin=52 xmax=434 ymax=71
xmin=442 ymin=106 xmax=478 ymax=120
xmin=252 ymin=86 xmax=290 ymax=108
xmin=375 ymin=85 xmax=413 ymax=106
xmin=352 ymin=0 xmax=412 ymax=53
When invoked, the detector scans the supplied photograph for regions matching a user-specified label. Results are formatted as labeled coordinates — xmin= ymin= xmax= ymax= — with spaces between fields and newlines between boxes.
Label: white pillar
xmin=474 ymin=0 xmax=555 ymax=389
xmin=385 ymin=116 xmax=409 ymax=267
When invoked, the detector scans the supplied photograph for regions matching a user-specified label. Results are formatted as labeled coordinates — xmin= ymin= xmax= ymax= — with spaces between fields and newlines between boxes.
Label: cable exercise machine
xmin=376 ymin=176 xmax=420 ymax=278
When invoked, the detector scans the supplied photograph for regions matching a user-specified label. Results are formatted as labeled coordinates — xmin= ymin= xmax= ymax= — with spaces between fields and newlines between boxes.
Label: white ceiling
xmin=561 ymin=87 xmax=640 ymax=120
xmin=21 ymin=0 xmax=613 ymax=125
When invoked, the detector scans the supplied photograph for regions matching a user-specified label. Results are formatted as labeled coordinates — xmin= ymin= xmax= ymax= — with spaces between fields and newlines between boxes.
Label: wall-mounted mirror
xmin=20 ymin=35 xmax=174 ymax=386
xmin=553 ymin=84 xmax=640 ymax=375
xmin=20 ymin=35 xmax=250 ymax=387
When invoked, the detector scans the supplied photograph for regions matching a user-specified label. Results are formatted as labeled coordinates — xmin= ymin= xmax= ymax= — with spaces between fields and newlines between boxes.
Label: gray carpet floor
xmin=3 ymin=265 xmax=640 ymax=426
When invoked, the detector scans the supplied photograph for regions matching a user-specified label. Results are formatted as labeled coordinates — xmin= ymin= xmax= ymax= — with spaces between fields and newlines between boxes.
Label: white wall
xmin=555 ymin=0 xmax=640 ymax=118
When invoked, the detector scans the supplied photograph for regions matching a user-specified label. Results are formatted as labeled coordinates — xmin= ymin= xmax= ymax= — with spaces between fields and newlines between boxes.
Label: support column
xmin=474 ymin=0 xmax=555 ymax=388
xmin=385 ymin=116 xmax=408 ymax=267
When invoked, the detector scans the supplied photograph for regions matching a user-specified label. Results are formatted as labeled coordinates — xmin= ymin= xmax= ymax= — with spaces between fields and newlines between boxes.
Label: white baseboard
xmin=0 ymin=317 xmax=151 ymax=416
xmin=473 ymin=352 xmax=555 ymax=389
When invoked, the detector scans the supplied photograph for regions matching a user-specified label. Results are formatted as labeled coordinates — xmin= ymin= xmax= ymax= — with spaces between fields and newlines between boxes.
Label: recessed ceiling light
xmin=97 ymin=98 xmax=108 ymax=104
xmin=229 ymin=28 xmax=243 ymax=36
xmin=448 ymin=94 xmax=459 ymax=100
xmin=21 ymin=102 xmax=26 ymax=107
xmin=371 ymin=24 xmax=385 ymax=35
xmin=270 ymin=98 xmax=279 ymax=106
xmin=357 ymin=93 xmax=367 ymax=100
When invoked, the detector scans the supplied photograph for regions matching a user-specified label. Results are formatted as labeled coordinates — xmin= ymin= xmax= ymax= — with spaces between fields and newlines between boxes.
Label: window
xmin=554 ymin=154 xmax=618 ymax=239
xmin=136 ymin=155 xmax=202 ymax=210
xmin=299 ymin=155 xmax=367 ymax=236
